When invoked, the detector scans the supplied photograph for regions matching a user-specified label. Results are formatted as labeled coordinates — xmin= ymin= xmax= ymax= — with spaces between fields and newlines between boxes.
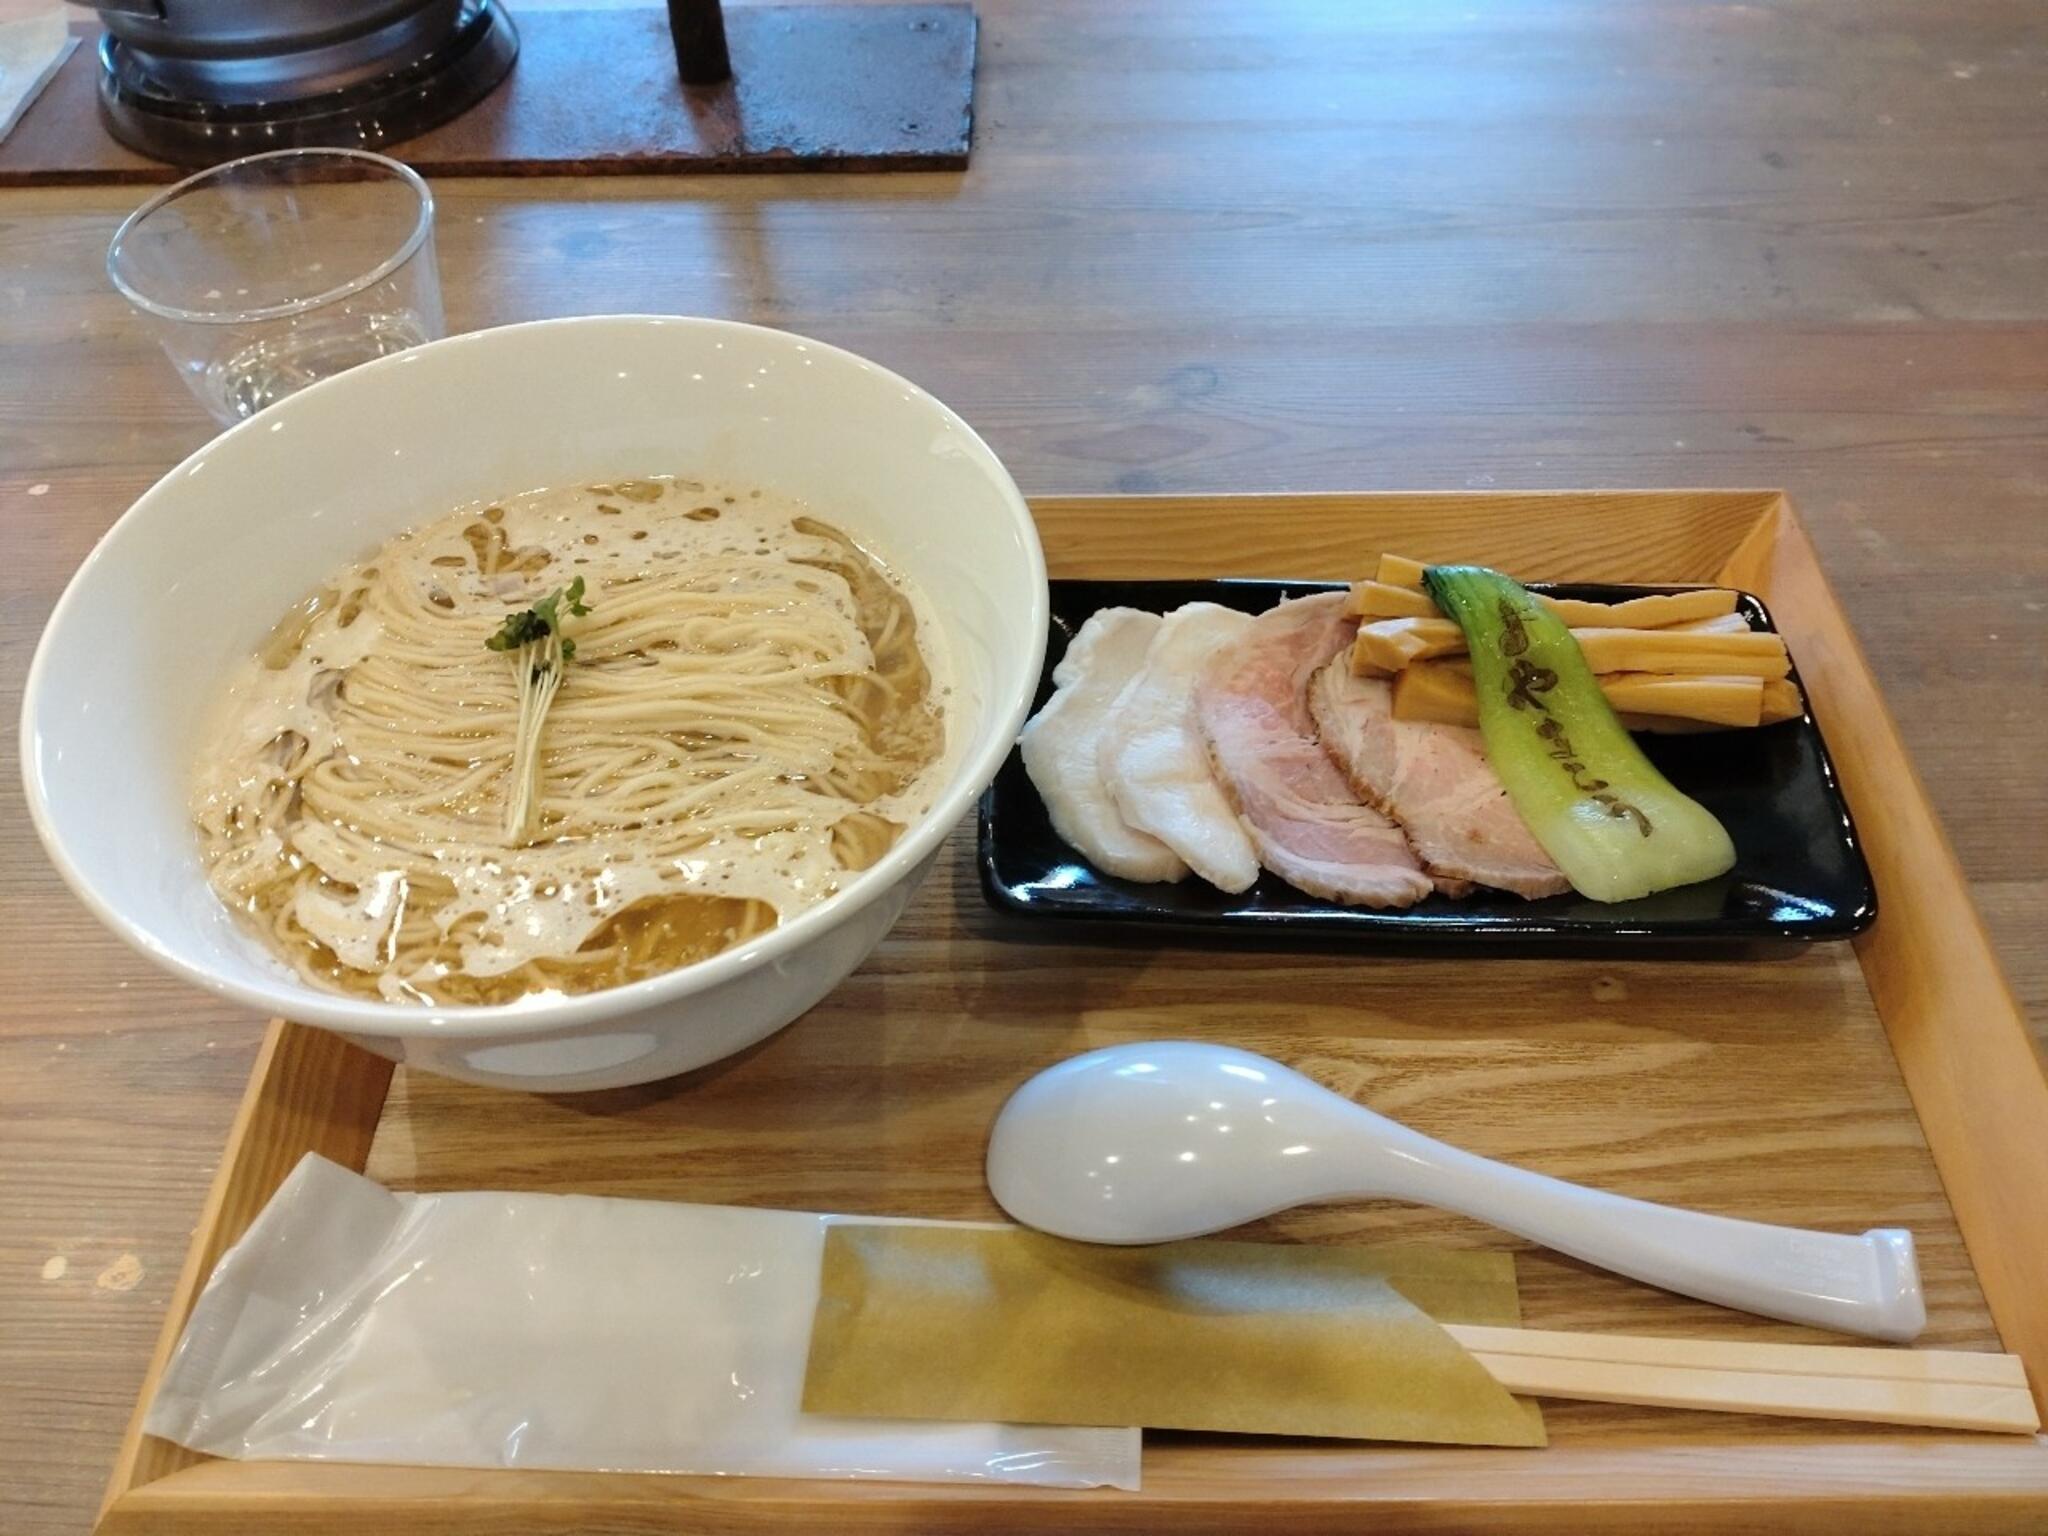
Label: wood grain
xmin=5 ymin=1 xmax=2047 ymax=1531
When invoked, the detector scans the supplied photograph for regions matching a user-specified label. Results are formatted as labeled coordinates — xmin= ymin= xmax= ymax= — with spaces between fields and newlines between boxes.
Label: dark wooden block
xmin=0 ymin=5 xmax=975 ymax=186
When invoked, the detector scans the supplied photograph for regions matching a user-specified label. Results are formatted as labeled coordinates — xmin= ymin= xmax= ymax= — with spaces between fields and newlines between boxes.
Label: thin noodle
xmin=192 ymin=481 xmax=945 ymax=1005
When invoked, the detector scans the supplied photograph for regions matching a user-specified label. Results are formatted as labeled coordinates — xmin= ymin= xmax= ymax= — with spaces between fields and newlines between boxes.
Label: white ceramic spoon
xmin=986 ymin=1041 xmax=1925 ymax=1342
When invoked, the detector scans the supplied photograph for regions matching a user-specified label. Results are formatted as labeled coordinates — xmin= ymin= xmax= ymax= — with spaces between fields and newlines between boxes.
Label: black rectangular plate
xmin=977 ymin=579 xmax=1876 ymax=951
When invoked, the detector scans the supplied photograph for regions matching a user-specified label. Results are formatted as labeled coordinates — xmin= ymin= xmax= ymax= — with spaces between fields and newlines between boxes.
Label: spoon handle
xmin=1364 ymin=1126 xmax=1924 ymax=1341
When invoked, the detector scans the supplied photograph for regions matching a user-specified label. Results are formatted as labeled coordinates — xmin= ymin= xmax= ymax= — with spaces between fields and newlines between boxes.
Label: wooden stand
xmin=0 ymin=6 xmax=977 ymax=185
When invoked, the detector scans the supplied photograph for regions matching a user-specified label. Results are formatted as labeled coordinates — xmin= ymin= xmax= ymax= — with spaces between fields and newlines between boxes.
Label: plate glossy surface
xmin=979 ymin=578 xmax=1875 ymax=949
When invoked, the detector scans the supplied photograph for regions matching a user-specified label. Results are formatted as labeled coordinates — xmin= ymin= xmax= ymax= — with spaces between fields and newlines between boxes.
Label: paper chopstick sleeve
xmin=802 ymin=1226 xmax=1546 ymax=1448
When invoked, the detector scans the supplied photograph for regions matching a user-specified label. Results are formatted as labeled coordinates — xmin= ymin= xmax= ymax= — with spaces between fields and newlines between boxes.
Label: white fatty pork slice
xmin=1098 ymin=603 xmax=1262 ymax=894
xmin=1194 ymin=592 xmax=1434 ymax=908
xmin=1308 ymin=660 xmax=1571 ymax=901
xmin=1019 ymin=608 xmax=1189 ymax=883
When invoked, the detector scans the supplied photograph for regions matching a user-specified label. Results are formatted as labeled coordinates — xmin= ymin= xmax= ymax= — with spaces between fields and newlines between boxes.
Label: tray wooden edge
xmin=97 ymin=1023 xmax=395 ymax=1524
xmin=96 ymin=489 xmax=2048 ymax=1533
xmin=1719 ymin=498 xmax=2048 ymax=1414
xmin=92 ymin=1432 xmax=2048 ymax=1536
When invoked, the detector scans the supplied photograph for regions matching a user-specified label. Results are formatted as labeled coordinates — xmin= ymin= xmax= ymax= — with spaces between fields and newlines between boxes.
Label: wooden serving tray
xmin=97 ymin=492 xmax=2048 ymax=1534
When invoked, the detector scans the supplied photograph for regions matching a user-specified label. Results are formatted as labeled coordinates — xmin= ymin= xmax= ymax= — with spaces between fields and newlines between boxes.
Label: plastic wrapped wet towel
xmin=143 ymin=1155 xmax=1140 ymax=1489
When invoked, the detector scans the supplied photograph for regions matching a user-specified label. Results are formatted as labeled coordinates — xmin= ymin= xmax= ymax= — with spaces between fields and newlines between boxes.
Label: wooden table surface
xmin=2 ymin=2 xmax=2044 ymax=1531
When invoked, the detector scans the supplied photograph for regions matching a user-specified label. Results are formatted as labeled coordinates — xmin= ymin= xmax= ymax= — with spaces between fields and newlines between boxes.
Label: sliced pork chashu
xmin=1020 ymin=608 xmax=1189 ymax=883
xmin=1194 ymin=592 xmax=1433 ymax=909
xmin=1098 ymin=602 xmax=1263 ymax=893
xmin=1309 ymin=660 xmax=1569 ymax=901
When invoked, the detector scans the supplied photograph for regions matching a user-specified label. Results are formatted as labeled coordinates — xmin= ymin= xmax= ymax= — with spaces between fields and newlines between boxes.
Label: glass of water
xmin=107 ymin=148 xmax=444 ymax=427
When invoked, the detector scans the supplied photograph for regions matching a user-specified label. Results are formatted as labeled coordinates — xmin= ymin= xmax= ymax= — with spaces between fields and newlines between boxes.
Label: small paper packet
xmin=803 ymin=1225 xmax=1545 ymax=1447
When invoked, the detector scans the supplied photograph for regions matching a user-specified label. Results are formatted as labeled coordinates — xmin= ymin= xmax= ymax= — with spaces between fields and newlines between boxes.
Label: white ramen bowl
xmin=22 ymin=316 xmax=1047 ymax=1091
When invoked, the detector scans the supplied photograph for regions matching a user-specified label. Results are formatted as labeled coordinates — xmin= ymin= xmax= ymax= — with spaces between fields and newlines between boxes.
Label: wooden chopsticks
xmin=1441 ymin=1324 xmax=2041 ymax=1434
